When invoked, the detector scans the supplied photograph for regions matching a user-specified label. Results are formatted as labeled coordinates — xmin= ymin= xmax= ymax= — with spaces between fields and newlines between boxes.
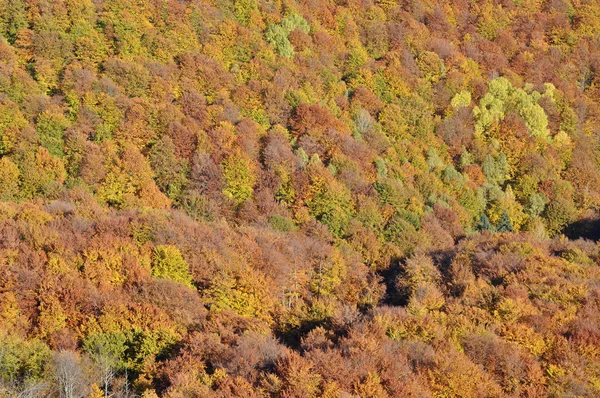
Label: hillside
xmin=0 ymin=0 xmax=600 ymax=396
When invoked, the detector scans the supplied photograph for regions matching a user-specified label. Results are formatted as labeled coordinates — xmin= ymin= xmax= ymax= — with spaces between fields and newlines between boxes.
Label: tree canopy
xmin=0 ymin=0 xmax=600 ymax=396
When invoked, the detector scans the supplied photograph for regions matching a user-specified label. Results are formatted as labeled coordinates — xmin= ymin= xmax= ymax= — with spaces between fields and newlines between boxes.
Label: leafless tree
xmin=17 ymin=381 xmax=52 ymax=398
xmin=54 ymin=351 xmax=85 ymax=398
xmin=89 ymin=344 xmax=120 ymax=397
xmin=354 ymin=108 xmax=374 ymax=137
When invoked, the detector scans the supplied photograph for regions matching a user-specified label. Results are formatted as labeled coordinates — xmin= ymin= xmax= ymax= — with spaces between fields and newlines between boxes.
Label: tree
xmin=0 ymin=101 xmax=27 ymax=155
xmin=473 ymin=77 xmax=550 ymax=140
xmin=98 ymin=145 xmax=171 ymax=209
xmin=451 ymin=91 xmax=471 ymax=109
xmin=36 ymin=110 xmax=69 ymax=158
xmin=149 ymin=136 xmax=188 ymax=202
xmin=53 ymin=351 xmax=85 ymax=398
xmin=275 ymin=351 xmax=321 ymax=397
xmin=305 ymin=168 xmax=355 ymax=238
xmin=309 ymin=250 xmax=346 ymax=299
xmin=0 ymin=0 xmax=27 ymax=44
xmin=202 ymin=266 xmax=275 ymax=322
xmin=265 ymin=14 xmax=310 ymax=58
xmin=0 ymin=333 xmax=52 ymax=392
xmin=151 ymin=245 xmax=194 ymax=288
xmin=396 ymin=253 xmax=442 ymax=303
xmin=222 ymin=150 xmax=256 ymax=205
xmin=482 ymin=153 xmax=509 ymax=186
xmin=496 ymin=211 xmax=514 ymax=232
xmin=527 ymin=193 xmax=547 ymax=217
xmin=478 ymin=214 xmax=494 ymax=232
xmin=89 ymin=384 xmax=103 ymax=398
xmin=0 ymin=157 xmax=20 ymax=200
xmin=83 ymin=332 xmax=126 ymax=398
xmin=544 ymin=198 xmax=576 ymax=236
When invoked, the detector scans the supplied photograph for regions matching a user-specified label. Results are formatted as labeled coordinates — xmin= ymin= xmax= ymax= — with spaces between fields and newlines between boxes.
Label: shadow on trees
xmin=274 ymin=317 xmax=332 ymax=350
xmin=377 ymin=249 xmax=457 ymax=307
xmin=564 ymin=218 xmax=600 ymax=241
xmin=377 ymin=260 xmax=404 ymax=306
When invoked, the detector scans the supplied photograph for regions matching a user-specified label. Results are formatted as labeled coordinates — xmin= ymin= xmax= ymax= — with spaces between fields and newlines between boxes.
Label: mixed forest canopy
xmin=0 ymin=0 xmax=600 ymax=396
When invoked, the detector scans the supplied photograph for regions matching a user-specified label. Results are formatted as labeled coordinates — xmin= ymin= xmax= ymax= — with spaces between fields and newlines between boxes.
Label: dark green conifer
xmin=496 ymin=211 xmax=514 ymax=232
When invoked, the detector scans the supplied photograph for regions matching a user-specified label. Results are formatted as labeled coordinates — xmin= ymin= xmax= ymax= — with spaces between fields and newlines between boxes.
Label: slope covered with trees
xmin=0 ymin=0 xmax=600 ymax=396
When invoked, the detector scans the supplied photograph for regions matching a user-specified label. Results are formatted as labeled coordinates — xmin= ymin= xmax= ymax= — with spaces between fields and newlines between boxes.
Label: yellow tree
xmin=222 ymin=149 xmax=256 ymax=205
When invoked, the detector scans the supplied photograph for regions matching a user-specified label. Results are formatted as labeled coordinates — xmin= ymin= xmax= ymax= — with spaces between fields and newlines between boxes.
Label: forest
xmin=0 ymin=0 xmax=600 ymax=396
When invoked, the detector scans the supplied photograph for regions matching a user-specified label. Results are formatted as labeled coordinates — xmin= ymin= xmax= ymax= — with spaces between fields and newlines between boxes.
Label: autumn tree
xmin=222 ymin=150 xmax=256 ymax=206
xmin=151 ymin=245 xmax=194 ymax=288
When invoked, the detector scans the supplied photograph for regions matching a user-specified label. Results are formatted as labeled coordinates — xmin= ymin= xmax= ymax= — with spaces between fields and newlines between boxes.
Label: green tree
xmin=265 ymin=14 xmax=310 ymax=58
xmin=473 ymin=78 xmax=510 ymax=137
xmin=83 ymin=332 xmax=127 ymax=397
xmin=544 ymin=198 xmax=576 ymax=236
xmin=527 ymin=193 xmax=548 ymax=217
xmin=478 ymin=214 xmax=494 ymax=231
xmin=496 ymin=210 xmax=514 ymax=232
xmin=474 ymin=77 xmax=550 ymax=140
xmin=459 ymin=147 xmax=474 ymax=169
xmin=269 ymin=215 xmax=298 ymax=232
xmin=0 ymin=333 xmax=51 ymax=387
xmin=306 ymin=171 xmax=355 ymax=238
xmin=0 ymin=0 xmax=27 ymax=44
xmin=36 ymin=111 xmax=70 ymax=158
xmin=451 ymin=91 xmax=472 ymax=109
xmin=149 ymin=137 xmax=188 ymax=203
xmin=482 ymin=153 xmax=509 ymax=185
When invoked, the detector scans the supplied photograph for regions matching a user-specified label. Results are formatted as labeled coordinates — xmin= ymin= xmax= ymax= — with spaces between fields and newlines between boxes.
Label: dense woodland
xmin=0 ymin=0 xmax=600 ymax=396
